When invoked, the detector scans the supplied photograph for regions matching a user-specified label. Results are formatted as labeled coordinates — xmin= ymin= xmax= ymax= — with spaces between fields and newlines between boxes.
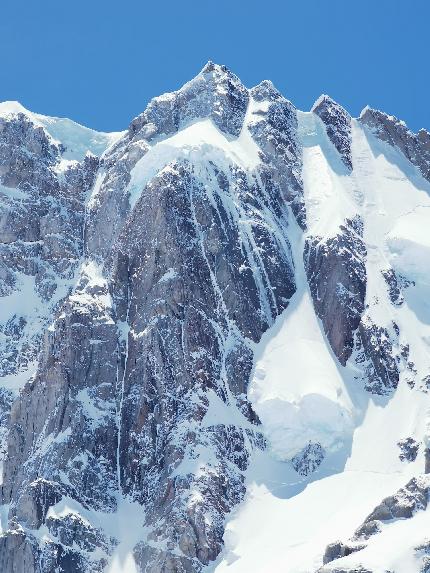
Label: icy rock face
xmin=0 ymin=111 xmax=98 ymax=376
xmin=130 ymin=61 xmax=249 ymax=140
xmin=0 ymin=530 xmax=40 ymax=573
xmin=0 ymin=109 xmax=100 ymax=512
xmin=291 ymin=442 xmax=325 ymax=476
xmin=353 ymin=317 xmax=403 ymax=394
xmin=319 ymin=566 xmax=373 ymax=573
xmin=398 ymin=437 xmax=420 ymax=462
xmin=1 ymin=64 xmax=430 ymax=573
xmin=416 ymin=541 xmax=430 ymax=573
xmin=381 ymin=267 xmax=404 ymax=306
xmin=304 ymin=213 xmax=407 ymax=395
xmin=1 ymin=264 xmax=121 ymax=570
xmin=0 ymin=64 xmax=299 ymax=572
xmin=85 ymin=61 xmax=250 ymax=261
xmin=107 ymin=153 xmax=296 ymax=571
xmin=356 ymin=476 xmax=429 ymax=531
xmin=312 ymin=95 xmax=352 ymax=170
xmin=323 ymin=542 xmax=366 ymax=566
xmin=249 ymin=81 xmax=305 ymax=228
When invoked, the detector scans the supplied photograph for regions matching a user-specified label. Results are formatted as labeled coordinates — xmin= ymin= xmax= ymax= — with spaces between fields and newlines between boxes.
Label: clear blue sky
xmin=1 ymin=0 xmax=428 ymax=133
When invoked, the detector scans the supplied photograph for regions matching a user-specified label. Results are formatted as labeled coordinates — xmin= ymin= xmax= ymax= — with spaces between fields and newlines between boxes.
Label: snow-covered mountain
xmin=1 ymin=62 xmax=430 ymax=573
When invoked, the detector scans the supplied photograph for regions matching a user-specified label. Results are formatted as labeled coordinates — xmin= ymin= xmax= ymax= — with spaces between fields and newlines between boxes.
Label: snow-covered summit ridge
xmin=2 ymin=61 xmax=428 ymax=168
xmin=0 ymin=100 xmax=123 ymax=161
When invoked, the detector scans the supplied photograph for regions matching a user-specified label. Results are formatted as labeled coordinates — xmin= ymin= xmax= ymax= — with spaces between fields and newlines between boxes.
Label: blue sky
xmin=1 ymin=0 xmax=428 ymax=133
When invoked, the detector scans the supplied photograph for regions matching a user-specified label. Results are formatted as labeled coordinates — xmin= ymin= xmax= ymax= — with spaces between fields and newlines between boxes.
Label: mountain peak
xmin=311 ymin=94 xmax=349 ymax=116
xmin=418 ymin=127 xmax=430 ymax=143
xmin=311 ymin=94 xmax=335 ymax=111
xmin=311 ymin=94 xmax=352 ymax=169
xmin=0 ymin=100 xmax=31 ymax=117
xmin=250 ymin=79 xmax=286 ymax=103
xmin=128 ymin=62 xmax=249 ymax=141
xmin=200 ymin=60 xmax=230 ymax=75
xmin=359 ymin=106 xmax=430 ymax=181
xmin=359 ymin=105 xmax=409 ymax=130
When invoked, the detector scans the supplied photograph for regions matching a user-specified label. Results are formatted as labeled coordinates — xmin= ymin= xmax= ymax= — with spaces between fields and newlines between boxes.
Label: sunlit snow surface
xmin=249 ymin=221 xmax=355 ymax=463
xmin=0 ymin=100 xmax=123 ymax=161
xmin=212 ymin=116 xmax=430 ymax=573
xmin=92 ymin=101 xmax=264 ymax=211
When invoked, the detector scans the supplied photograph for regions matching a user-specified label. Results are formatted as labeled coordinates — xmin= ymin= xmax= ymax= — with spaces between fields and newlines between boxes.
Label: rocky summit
xmin=0 ymin=63 xmax=430 ymax=573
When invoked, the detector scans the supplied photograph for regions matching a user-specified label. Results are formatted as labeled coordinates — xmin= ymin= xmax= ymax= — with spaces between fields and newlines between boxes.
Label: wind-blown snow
xmin=34 ymin=114 xmax=123 ymax=161
xmin=0 ymin=183 xmax=28 ymax=200
xmin=0 ymin=363 xmax=38 ymax=394
xmin=45 ymin=495 xmax=147 ymax=573
xmin=387 ymin=206 xmax=430 ymax=283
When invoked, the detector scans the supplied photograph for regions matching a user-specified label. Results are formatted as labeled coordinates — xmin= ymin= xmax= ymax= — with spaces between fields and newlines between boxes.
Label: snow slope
xmin=213 ymin=112 xmax=430 ymax=573
xmin=249 ymin=219 xmax=356 ymax=464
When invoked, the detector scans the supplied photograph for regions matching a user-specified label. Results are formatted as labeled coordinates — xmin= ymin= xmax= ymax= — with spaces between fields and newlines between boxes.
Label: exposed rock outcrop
xmin=359 ymin=106 xmax=430 ymax=181
xmin=304 ymin=216 xmax=366 ymax=365
xmin=312 ymin=95 xmax=353 ymax=170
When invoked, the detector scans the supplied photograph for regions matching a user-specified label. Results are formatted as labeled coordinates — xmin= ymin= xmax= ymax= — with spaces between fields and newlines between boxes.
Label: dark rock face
xmin=303 ymin=211 xmax=405 ymax=397
xmin=398 ymin=437 xmax=420 ymax=462
xmin=304 ymin=216 xmax=367 ymax=365
xmin=323 ymin=541 xmax=366 ymax=565
xmin=322 ymin=477 xmax=430 ymax=571
xmin=359 ymin=107 xmax=430 ymax=181
xmin=0 ymin=111 xmax=98 ymax=376
xmin=0 ymin=531 xmax=40 ymax=573
xmin=84 ymin=138 xmax=148 ymax=262
xmin=1 ymin=264 xmax=120 ymax=571
xmin=0 ymin=110 xmax=100 ymax=547
xmin=425 ymin=448 xmax=430 ymax=474
xmin=249 ymin=81 xmax=305 ymax=228
xmin=354 ymin=317 xmax=401 ymax=394
xmin=381 ymin=268 xmax=404 ymax=306
xmin=312 ymin=96 xmax=353 ymax=170
xmin=291 ymin=442 xmax=325 ymax=476
xmin=319 ymin=567 xmax=374 ymax=573
xmin=353 ymin=476 xmax=429 ymax=542
xmin=361 ymin=477 xmax=429 ymax=526
xmin=108 ymin=154 xmax=296 ymax=571
xmin=0 ymin=389 xmax=14 ymax=460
